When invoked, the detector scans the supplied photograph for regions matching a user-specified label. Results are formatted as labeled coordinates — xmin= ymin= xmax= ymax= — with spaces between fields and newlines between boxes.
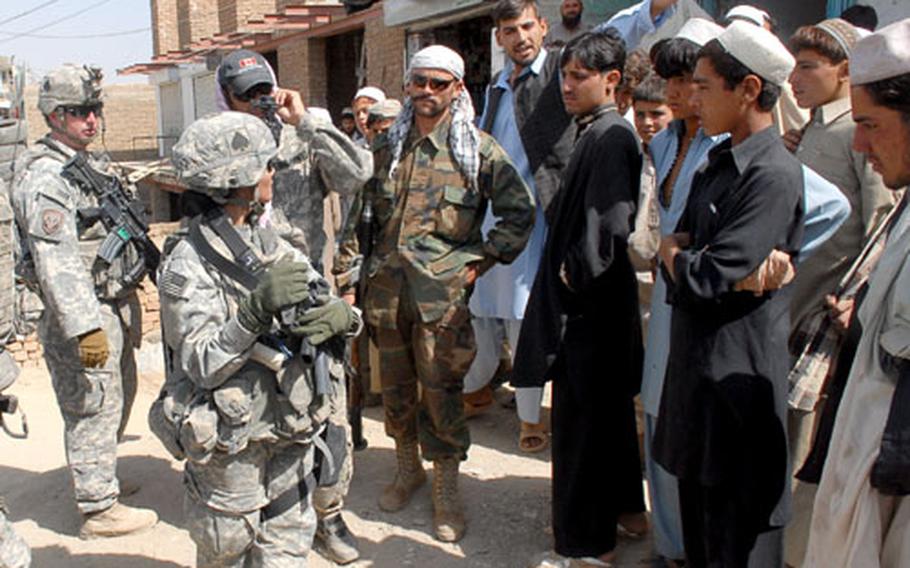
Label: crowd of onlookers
xmin=5 ymin=1 xmax=909 ymax=567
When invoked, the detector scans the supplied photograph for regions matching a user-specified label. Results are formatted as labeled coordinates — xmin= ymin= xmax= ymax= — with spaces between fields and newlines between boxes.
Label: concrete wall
xmin=865 ymin=0 xmax=910 ymax=27
xmin=23 ymin=83 xmax=160 ymax=162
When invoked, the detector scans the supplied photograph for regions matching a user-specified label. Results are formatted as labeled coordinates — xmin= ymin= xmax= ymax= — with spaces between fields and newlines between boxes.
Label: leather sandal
xmin=519 ymin=420 xmax=549 ymax=453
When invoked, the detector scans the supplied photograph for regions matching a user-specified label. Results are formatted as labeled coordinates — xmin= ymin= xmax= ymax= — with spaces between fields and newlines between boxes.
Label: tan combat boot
xmin=432 ymin=457 xmax=465 ymax=542
xmin=378 ymin=440 xmax=426 ymax=512
xmin=80 ymin=502 xmax=158 ymax=539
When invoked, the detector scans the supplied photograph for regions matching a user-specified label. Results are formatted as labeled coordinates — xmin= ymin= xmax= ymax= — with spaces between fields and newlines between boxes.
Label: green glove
xmin=237 ymin=261 xmax=313 ymax=333
xmin=290 ymin=297 xmax=355 ymax=345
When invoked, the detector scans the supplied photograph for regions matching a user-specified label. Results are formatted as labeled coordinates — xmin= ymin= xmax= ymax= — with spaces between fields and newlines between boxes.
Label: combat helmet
xmin=37 ymin=64 xmax=104 ymax=116
xmin=172 ymin=111 xmax=278 ymax=202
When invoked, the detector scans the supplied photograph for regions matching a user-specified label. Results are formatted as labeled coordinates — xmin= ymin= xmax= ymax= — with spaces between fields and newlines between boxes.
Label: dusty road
xmin=0 ymin=342 xmax=652 ymax=567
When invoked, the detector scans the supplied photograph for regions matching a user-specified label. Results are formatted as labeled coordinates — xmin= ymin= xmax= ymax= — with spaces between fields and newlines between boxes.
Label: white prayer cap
xmin=851 ymin=18 xmax=910 ymax=85
xmin=353 ymin=86 xmax=386 ymax=103
xmin=408 ymin=45 xmax=465 ymax=80
xmin=725 ymin=5 xmax=770 ymax=27
xmin=676 ymin=18 xmax=724 ymax=47
xmin=717 ymin=20 xmax=795 ymax=87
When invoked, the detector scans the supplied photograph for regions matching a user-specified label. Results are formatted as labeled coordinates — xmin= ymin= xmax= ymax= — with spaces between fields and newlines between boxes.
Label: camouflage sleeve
xmin=479 ymin=138 xmax=536 ymax=266
xmin=17 ymin=169 xmax=102 ymax=339
xmin=158 ymin=239 xmax=259 ymax=390
xmin=298 ymin=113 xmax=373 ymax=197
xmin=332 ymin=184 xmax=364 ymax=294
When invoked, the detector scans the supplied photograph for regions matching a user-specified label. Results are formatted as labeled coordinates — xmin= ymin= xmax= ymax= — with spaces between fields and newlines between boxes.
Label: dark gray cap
xmin=217 ymin=49 xmax=274 ymax=97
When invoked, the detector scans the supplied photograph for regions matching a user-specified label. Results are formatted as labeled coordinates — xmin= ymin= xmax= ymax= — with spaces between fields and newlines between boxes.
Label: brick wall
xmin=24 ymin=83 xmax=159 ymax=162
xmin=8 ymin=222 xmax=179 ymax=367
xmin=151 ymin=0 xmax=180 ymax=56
xmin=364 ymin=12 xmax=405 ymax=100
xmin=178 ymin=0 xmax=220 ymax=47
xmin=277 ymin=36 xmax=329 ymax=107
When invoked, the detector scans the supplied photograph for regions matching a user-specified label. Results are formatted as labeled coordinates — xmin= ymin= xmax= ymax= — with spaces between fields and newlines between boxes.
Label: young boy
xmin=629 ymin=74 xmax=672 ymax=280
xmin=653 ymin=21 xmax=805 ymax=566
xmin=514 ymin=29 xmax=644 ymax=566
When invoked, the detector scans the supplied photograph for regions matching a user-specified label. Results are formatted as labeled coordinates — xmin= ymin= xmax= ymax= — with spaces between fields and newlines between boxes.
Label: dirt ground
xmin=0 ymin=342 xmax=653 ymax=568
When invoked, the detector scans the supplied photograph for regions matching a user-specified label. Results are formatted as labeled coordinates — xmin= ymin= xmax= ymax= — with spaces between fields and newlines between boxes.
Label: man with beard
xmin=804 ymin=18 xmax=910 ymax=568
xmin=334 ymin=45 xmax=534 ymax=542
xmin=464 ymin=0 xmax=575 ymax=453
xmin=545 ymin=0 xmax=590 ymax=48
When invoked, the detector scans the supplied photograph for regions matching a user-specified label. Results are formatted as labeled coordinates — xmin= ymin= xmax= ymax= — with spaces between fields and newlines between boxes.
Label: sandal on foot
xmin=617 ymin=512 xmax=649 ymax=539
xmin=463 ymin=386 xmax=494 ymax=418
xmin=519 ymin=421 xmax=549 ymax=453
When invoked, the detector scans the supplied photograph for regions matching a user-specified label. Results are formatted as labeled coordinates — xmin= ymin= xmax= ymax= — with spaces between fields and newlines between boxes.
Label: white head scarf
xmin=385 ymin=45 xmax=480 ymax=189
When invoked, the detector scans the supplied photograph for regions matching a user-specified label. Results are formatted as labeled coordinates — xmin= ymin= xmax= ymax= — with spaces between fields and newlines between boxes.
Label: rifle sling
xmin=187 ymin=211 xmax=262 ymax=291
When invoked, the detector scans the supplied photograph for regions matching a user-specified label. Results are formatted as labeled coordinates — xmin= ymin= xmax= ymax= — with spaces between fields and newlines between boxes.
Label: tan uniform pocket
xmin=436 ymin=185 xmax=480 ymax=240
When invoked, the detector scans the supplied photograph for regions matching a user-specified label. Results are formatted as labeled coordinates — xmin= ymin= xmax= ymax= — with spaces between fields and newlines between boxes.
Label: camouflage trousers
xmin=185 ymin=440 xmax=317 ymax=568
xmin=41 ymin=296 xmax=139 ymax=515
xmin=372 ymin=285 xmax=475 ymax=461
xmin=0 ymin=507 xmax=29 ymax=568
xmin=312 ymin=363 xmax=353 ymax=520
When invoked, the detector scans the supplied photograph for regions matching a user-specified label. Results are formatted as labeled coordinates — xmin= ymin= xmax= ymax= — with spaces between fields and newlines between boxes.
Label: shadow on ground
xmin=32 ymin=545 xmax=186 ymax=568
xmin=0 ymin=454 xmax=183 ymax=537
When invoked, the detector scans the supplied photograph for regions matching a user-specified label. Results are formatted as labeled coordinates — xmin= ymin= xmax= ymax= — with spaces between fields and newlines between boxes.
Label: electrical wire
xmin=0 ymin=0 xmax=115 ymax=45
xmin=0 ymin=27 xmax=150 ymax=39
xmin=0 ymin=0 xmax=61 ymax=27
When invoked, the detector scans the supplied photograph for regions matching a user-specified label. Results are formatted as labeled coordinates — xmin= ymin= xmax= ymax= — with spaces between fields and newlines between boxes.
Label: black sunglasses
xmin=62 ymin=104 xmax=103 ymax=118
xmin=410 ymin=74 xmax=456 ymax=92
xmin=236 ymin=83 xmax=274 ymax=102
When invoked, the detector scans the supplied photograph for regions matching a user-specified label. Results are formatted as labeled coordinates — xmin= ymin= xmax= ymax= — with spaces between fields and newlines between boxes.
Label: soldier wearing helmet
xmin=10 ymin=64 xmax=158 ymax=539
xmin=216 ymin=49 xmax=372 ymax=564
xmin=158 ymin=111 xmax=361 ymax=567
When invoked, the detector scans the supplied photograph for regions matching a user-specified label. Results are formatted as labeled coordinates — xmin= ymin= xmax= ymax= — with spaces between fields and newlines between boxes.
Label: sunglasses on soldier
xmin=236 ymin=83 xmax=274 ymax=102
xmin=62 ymin=104 xmax=103 ymax=118
xmin=410 ymin=74 xmax=456 ymax=92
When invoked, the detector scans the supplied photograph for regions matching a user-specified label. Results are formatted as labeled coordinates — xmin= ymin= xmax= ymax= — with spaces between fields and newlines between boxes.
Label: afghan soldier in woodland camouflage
xmin=10 ymin=64 xmax=157 ymax=539
xmin=215 ymin=49 xmax=372 ymax=564
xmin=334 ymin=45 xmax=534 ymax=543
xmin=160 ymin=111 xmax=361 ymax=567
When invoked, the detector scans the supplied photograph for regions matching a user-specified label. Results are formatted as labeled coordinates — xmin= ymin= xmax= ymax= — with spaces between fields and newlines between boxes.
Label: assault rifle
xmin=62 ymin=153 xmax=161 ymax=286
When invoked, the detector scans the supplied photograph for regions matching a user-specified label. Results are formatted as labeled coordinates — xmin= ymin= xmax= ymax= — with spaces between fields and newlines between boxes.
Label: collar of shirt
xmin=497 ymin=48 xmax=549 ymax=90
xmin=813 ymin=95 xmax=852 ymax=126
xmin=727 ymin=126 xmax=780 ymax=174
xmin=575 ymin=103 xmax=617 ymax=134
xmin=408 ymin=114 xmax=452 ymax=153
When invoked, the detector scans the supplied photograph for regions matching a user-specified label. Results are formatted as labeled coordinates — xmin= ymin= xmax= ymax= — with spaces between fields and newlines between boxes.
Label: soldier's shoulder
xmin=477 ymin=130 xmax=511 ymax=162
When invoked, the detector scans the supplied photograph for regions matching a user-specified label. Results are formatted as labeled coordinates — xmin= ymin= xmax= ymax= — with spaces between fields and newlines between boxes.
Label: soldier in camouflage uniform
xmin=162 ymin=111 xmax=361 ymax=568
xmin=335 ymin=45 xmax=535 ymax=542
xmin=215 ymin=49 xmax=371 ymax=564
xmin=10 ymin=65 xmax=157 ymax=539
xmin=0 ymin=180 xmax=30 ymax=568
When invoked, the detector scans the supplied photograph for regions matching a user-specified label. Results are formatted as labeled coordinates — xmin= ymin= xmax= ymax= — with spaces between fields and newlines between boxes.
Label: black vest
xmin=481 ymin=50 xmax=575 ymax=214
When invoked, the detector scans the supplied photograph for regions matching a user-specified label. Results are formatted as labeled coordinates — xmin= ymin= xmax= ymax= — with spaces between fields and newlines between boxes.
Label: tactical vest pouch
xmin=274 ymin=353 xmax=318 ymax=438
xmin=179 ymin=397 xmax=218 ymax=464
xmin=213 ymin=375 xmax=254 ymax=455
xmin=147 ymin=375 xmax=196 ymax=461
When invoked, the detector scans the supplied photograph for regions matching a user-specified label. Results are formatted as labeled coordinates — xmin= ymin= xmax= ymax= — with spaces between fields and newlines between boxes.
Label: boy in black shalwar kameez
xmin=513 ymin=30 xmax=644 ymax=566
xmin=653 ymin=21 xmax=805 ymax=568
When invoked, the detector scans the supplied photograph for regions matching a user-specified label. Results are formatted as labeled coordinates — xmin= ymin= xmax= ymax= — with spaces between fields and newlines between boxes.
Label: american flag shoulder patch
xmin=159 ymin=271 xmax=189 ymax=299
